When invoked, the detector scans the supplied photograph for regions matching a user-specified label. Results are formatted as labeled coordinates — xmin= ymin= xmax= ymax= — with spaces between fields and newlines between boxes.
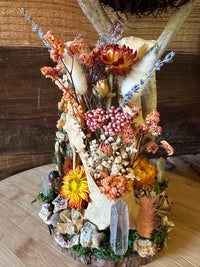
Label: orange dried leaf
xmin=64 ymin=156 xmax=72 ymax=175
xmin=137 ymin=197 xmax=154 ymax=238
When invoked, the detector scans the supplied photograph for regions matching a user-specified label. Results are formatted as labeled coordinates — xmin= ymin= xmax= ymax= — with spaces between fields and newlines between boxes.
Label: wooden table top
xmin=0 ymin=164 xmax=200 ymax=267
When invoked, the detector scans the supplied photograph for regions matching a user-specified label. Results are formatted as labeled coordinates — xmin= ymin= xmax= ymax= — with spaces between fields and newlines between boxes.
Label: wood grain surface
xmin=0 ymin=0 xmax=199 ymax=52
xmin=0 ymin=164 xmax=199 ymax=267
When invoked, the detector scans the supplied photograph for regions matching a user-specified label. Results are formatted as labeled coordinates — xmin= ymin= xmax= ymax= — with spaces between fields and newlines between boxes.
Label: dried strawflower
xmin=161 ymin=140 xmax=174 ymax=156
xmin=99 ymin=44 xmax=138 ymax=75
xmin=137 ymin=197 xmax=154 ymax=238
xmin=93 ymin=79 xmax=110 ymax=97
xmin=98 ymin=171 xmax=133 ymax=200
xmin=134 ymin=157 xmax=158 ymax=190
xmin=60 ymin=166 xmax=90 ymax=208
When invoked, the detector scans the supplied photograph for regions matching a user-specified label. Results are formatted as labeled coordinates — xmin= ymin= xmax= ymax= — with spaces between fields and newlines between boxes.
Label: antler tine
xmin=155 ymin=0 xmax=198 ymax=60
xmin=77 ymin=0 xmax=113 ymax=43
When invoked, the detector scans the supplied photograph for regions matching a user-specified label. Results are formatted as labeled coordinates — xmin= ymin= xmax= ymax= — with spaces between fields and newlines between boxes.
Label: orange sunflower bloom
xmin=133 ymin=157 xmax=158 ymax=190
xmin=99 ymin=44 xmax=138 ymax=75
xmin=60 ymin=166 xmax=90 ymax=209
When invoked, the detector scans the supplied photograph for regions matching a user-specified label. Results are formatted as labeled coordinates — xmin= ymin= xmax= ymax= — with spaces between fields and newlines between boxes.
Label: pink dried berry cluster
xmin=103 ymin=106 xmax=132 ymax=136
xmin=85 ymin=108 xmax=109 ymax=132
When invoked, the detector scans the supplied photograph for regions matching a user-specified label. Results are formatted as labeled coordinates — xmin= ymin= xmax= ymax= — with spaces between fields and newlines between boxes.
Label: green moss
xmin=31 ymin=190 xmax=54 ymax=203
xmin=68 ymin=228 xmax=139 ymax=261
xmin=152 ymin=179 xmax=169 ymax=194
xmin=150 ymin=229 xmax=168 ymax=245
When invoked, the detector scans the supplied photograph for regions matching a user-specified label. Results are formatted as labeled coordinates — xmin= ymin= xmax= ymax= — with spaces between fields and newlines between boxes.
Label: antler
xmin=77 ymin=0 xmax=113 ymax=43
xmin=155 ymin=0 xmax=198 ymax=60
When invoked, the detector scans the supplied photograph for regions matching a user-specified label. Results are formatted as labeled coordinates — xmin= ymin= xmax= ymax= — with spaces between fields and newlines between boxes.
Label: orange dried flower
xmin=41 ymin=63 xmax=63 ymax=81
xmin=99 ymin=44 xmax=138 ymax=75
xmin=121 ymin=125 xmax=135 ymax=144
xmin=137 ymin=197 xmax=154 ymax=238
xmin=78 ymin=53 xmax=94 ymax=67
xmin=60 ymin=166 xmax=90 ymax=209
xmin=56 ymin=119 xmax=66 ymax=129
xmin=134 ymin=157 xmax=158 ymax=190
xmin=146 ymin=142 xmax=159 ymax=154
xmin=67 ymin=39 xmax=88 ymax=57
xmin=45 ymin=30 xmax=65 ymax=62
xmin=98 ymin=171 xmax=133 ymax=200
xmin=161 ymin=140 xmax=174 ymax=156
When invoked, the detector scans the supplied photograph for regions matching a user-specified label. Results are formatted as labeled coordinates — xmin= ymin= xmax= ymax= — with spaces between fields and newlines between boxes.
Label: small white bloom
xmin=108 ymin=137 xmax=114 ymax=143
xmin=100 ymin=134 xmax=106 ymax=140
xmin=115 ymin=156 xmax=122 ymax=164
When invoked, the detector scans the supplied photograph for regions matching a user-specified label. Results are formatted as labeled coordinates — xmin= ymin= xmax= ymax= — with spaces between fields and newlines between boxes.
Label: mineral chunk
xmin=134 ymin=238 xmax=157 ymax=258
xmin=80 ymin=222 xmax=105 ymax=249
xmin=39 ymin=203 xmax=52 ymax=225
xmin=52 ymin=194 xmax=68 ymax=213
xmin=110 ymin=199 xmax=129 ymax=255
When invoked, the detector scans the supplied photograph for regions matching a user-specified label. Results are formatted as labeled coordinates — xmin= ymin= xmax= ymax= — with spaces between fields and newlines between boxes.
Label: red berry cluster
xmin=103 ymin=106 xmax=132 ymax=136
xmin=85 ymin=108 xmax=109 ymax=132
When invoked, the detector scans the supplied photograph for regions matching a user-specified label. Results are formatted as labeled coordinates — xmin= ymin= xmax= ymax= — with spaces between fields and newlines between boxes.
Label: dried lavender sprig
xmin=120 ymin=51 xmax=175 ymax=107
xmin=18 ymin=7 xmax=51 ymax=49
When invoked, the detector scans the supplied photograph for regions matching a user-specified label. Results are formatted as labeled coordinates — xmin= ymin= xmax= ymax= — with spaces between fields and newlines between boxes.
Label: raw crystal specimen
xmin=157 ymin=157 xmax=166 ymax=183
xmin=110 ymin=199 xmax=129 ymax=255
xmin=41 ymin=174 xmax=49 ymax=196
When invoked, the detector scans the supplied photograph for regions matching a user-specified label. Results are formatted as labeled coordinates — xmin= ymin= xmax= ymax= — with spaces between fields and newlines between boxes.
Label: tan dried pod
xmin=57 ymin=222 xmax=77 ymax=235
xmin=60 ymin=209 xmax=72 ymax=223
xmin=71 ymin=209 xmax=84 ymax=232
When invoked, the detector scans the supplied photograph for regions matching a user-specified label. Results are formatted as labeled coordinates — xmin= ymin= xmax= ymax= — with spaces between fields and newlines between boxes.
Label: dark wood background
xmin=0 ymin=0 xmax=200 ymax=180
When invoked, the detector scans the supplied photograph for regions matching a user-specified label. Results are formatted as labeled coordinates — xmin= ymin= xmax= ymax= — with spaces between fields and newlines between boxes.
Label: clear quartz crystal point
xmin=110 ymin=199 xmax=129 ymax=255
xmin=41 ymin=174 xmax=49 ymax=196
xmin=157 ymin=157 xmax=166 ymax=183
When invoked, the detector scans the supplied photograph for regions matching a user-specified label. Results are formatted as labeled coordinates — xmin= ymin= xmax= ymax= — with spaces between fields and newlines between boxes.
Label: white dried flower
xmin=100 ymin=134 xmax=106 ymax=140
xmin=121 ymin=150 xmax=128 ymax=159
xmin=111 ymin=164 xmax=121 ymax=174
xmin=108 ymin=137 xmax=114 ymax=143
xmin=114 ymin=156 xmax=122 ymax=164
xmin=112 ymin=143 xmax=119 ymax=151
xmin=122 ymin=160 xmax=129 ymax=166
xmin=116 ymin=136 xmax=122 ymax=144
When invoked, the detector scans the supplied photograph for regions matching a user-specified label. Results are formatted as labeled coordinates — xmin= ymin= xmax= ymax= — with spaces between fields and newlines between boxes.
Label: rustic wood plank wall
xmin=0 ymin=0 xmax=200 ymax=180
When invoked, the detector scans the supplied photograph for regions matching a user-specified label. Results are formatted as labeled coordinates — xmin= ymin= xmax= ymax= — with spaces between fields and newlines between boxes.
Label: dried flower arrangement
xmin=19 ymin=6 xmax=176 ymax=267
